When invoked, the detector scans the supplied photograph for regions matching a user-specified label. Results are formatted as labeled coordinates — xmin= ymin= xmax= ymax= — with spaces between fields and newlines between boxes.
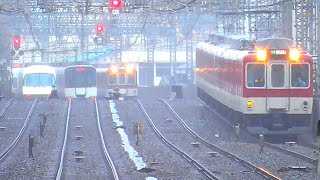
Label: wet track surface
xmin=104 ymin=99 xmax=207 ymax=179
xmin=168 ymin=99 xmax=317 ymax=180
xmin=62 ymin=99 xmax=112 ymax=179
xmin=0 ymin=99 xmax=68 ymax=179
xmin=0 ymin=86 xmax=318 ymax=179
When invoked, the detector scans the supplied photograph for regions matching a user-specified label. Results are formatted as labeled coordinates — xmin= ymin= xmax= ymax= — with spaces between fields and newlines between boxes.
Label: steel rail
xmin=136 ymin=99 xmax=220 ymax=180
xmin=0 ymin=98 xmax=14 ymax=118
xmin=0 ymin=99 xmax=38 ymax=163
xmin=196 ymin=98 xmax=317 ymax=167
xmin=95 ymin=99 xmax=119 ymax=180
xmin=160 ymin=98 xmax=281 ymax=180
xmin=55 ymin=98 xmax=71 ymax=180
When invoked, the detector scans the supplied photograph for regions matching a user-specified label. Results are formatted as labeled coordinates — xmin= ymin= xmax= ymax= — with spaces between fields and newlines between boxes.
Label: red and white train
xmin=196 ymin=37 xmax=313 ymax=135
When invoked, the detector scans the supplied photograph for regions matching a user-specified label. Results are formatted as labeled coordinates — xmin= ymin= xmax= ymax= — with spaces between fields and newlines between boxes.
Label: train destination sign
xmin=270 ymin=49 xmax=287 ymax=55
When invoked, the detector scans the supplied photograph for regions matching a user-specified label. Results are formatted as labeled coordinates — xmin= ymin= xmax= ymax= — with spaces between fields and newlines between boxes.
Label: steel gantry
xmin=294 ymin=0 xmax=317 ymax=55
xmin=5 ymin=0 xmax=320 ymax=85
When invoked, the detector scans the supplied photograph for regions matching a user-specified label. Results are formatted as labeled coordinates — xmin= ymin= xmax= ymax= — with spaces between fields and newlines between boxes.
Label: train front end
xmin=243 ymin=40 xmax=313 ymax=135
xmin=64 ymin=65 xmax=97 ymax=99
xmin=105 ymin=63 xmax=138 ymax=99
xmin=22 ymin=65 xmax=56 ymax=99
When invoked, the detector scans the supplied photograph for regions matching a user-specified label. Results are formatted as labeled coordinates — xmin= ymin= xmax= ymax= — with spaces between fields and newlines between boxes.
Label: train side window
xmin=271 ymin=64 xmax=285 ymax=87
xmin=108 ymin=75 xmax=117 ymax=85
xmin=119 ymin=73 xmax=125 ymax=85
xmin=246 ymin=64 xmax=265 ymax=88
xmin=291 ymin=64 xmax=309 ymax=88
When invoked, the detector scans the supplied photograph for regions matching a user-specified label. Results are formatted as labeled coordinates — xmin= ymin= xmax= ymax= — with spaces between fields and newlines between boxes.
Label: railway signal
xmin=110 ymin=0 xmax=122 ymax=9
xmin=13 ymin=35 xmax=21 ymax=51
xmin=96 ymin=24 xmax=104 ymax=36
xmin=110 ymin=0 xmax=122 ymax=14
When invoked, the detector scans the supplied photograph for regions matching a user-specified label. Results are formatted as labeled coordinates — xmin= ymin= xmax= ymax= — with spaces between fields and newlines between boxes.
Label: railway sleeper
xmin=74 ymin=156 xmax=85 ymax=162
xmin=191 ymin=142 xmax=200 ymax=147
xmin=75 ymin=126 xmax=83 ymax=130
xmin=75 ymin=150 xmax=83 ymax=156
xmin=207 ymin=151 xmax=219 ymax=157
xmin=75 ymin=136 xmax=83 ymax=140
xmin=277 ymin=166 xmax=313 ymax=173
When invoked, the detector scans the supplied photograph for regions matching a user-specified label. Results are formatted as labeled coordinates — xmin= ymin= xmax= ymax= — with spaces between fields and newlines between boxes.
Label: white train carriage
xmin=64 ymin=65 xmax=97 ymax=98
xmin=22 ymin=65 xmax=56 ymax=99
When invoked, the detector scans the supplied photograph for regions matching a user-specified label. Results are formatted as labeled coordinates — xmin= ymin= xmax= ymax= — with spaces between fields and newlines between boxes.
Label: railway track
xmin=158 ymin=98 xmax=281 ymax=180
xmin=0 ymin=99 xmax=38 ymax=163
xmin=0 ymin=98 xmax=13 ymax=118
xmin=55 ymin=98 xmax=119 ymax=180
xmin=196 ymin=98 xmax=318 ymax=167
xmin=136 ymin=99 xmax=220 ymax=180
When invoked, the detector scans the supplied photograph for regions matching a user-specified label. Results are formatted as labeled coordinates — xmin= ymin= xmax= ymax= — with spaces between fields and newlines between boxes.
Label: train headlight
xmin=256 ymin=49 xmax=267 ymax=62
xmin=303 ymin=101 xmax=308 ymax=111
xmin=110 ymin=65 xmax=118 ymax=75
xmin=289 ymin=48 xmax=300 ymax=62
xmin=125 ymin=64 xmax=135 ymax=75
xmin=247 ymin=100 xmax=253 ymax=110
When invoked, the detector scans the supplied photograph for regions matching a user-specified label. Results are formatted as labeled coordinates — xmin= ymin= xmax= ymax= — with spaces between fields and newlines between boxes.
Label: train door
xmin=266 ymin=62 xmax=289 ymax=111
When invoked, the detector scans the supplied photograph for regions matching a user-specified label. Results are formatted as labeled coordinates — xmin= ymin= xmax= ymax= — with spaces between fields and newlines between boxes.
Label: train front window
xmin=271 ymin=64 xmax=285 ymax=87
xmin=119 ymin=73 xmax=125 ymax=85
xmin=246 ymin=64 xmax=265 ymax=88
xmin=65 ymin=67 xmax=96 ymax=88
xmin=128 ymin=74 xmax=136 ymax=85
xmin=109 ymin=75 xmax=117 ymax=85
xmin=24 ymin=73 xmax=55 ymax=87
xmin=291 ymin=64 xmax=309 ymax=88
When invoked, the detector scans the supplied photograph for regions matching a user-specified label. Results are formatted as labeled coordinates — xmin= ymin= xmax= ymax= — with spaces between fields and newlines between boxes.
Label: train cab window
xmin=119 ymin=73 xmax=126 ymax=85
xmin=246 ymin=64 xmax=265 ymax=88
xmin=291 ymin=64 xmax=309 ymax=88
xmin=24 ymin=73 xmax=55 ymax=87
xmin=108 ymin=75 xmax=117 ymax=85
xmin=271 ymin=64 xmax=285 ymax=87
xmin=128 ymin=75 xmax=136 ymax=85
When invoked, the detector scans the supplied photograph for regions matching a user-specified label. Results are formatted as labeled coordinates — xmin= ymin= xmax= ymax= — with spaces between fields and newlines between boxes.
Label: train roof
xmin=197 ymin=42 xmax=249 ymax=61
xmin=65 ymin=64 xmax=96 ymax=68
xmin=23 ymin=65 xmax=56 ymax=75
xmin=254 ymin=37 xmax=295 ymax=49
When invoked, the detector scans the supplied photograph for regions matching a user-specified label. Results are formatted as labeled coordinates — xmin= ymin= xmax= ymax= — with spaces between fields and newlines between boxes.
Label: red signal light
xmin=13 ymin=35 xmax=21 ymax=50
xmin=13 ymin=37 xmax=20 ymax=46
xmin=96 ymin=24 xmax=104 ymax=34
xmin=110 ymin=0 xmax=122 ymax=9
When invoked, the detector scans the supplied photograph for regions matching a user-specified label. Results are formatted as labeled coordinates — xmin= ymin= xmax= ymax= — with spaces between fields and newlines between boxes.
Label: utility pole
xmin=80 ymin=0 xmax=85 ymax=62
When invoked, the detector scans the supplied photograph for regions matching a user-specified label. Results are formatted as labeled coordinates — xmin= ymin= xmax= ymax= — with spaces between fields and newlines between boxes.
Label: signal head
xmin=110 ymin=0 xmax=122 ymax=9
xmin=96 ymin=24 xmax=104 ymax=34
xmin=13 ymin=35 xmax=21 ymax=50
